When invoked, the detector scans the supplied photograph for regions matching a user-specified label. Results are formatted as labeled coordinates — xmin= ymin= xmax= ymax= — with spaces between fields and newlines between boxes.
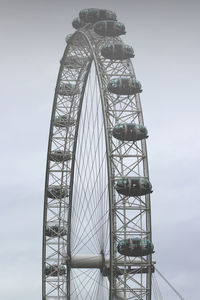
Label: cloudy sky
xmin=1 ymin=0 xmax=200 ymax=299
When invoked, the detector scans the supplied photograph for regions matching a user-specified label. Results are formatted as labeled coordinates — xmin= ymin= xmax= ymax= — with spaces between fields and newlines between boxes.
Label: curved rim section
xmin=43 ymin=25 xmax=152 ymax=300
xmin=42 ymin=31 xmax=93 ymax=299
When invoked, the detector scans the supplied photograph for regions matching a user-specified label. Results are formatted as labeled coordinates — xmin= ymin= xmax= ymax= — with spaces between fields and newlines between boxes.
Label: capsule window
xmin=99 ymin=23 xmax=104 ymax=30
xmin=139 ymin=125 xmax=145 ymax=131
xmin=142 ymin=239 xmax=147 ymax=247
xmin=120 ymin=239 xmax=129 ymax=247
xmin=115 ymin=124 xmax=124 ymax=133
xmin=117 ymin=180 xmax=124 ymax=187
xmin=140 ymin=179 xmax=148 ymax=187
xmin=124 ymin=240 xmax=129 ymax=246
xmin=115 ymin=23 xmax=121 ymax=29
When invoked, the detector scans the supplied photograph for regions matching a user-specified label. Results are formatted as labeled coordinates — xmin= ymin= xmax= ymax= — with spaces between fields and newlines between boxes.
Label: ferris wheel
xmin=42 ymin=8 xmax=154 ymax=300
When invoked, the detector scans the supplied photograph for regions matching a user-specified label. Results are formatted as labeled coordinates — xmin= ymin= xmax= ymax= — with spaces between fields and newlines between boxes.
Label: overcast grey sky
xmin=0 ymin=0 xmax=200 ymax=299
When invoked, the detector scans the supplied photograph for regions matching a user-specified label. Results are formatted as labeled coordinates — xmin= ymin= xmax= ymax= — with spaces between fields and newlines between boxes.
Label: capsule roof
xmin=108 ymin=77 xmax=142 ymax=95
xmin=112 ymin=123 xmax=148 ymax=141
xmin=94 ymin=21 xmax=126 ymax=37
xmin=50 ymin=150 xmax=71 ymax=162
xmin=63 ymin=56 xmax=89 ymax=69
xmin=65 ymin=34 xmax=73 ymax=43
xmin=79 ymin=8 xmax=117 ymax=24
xmin=45 ymin=264 xmax=66 ymax=276
xmin=59 ymin=83 xmax=80 ymax=96
xmin=101 ymin=42 xmax=134 ymax=60
xmin=54 ymin=115 xmax=76 ymax=128
xmin=47 ymin=186 xmax=68 ymax=199
xmin=72 ymin=17 xmax=85 ymax=29
xmin=115 ymin=177 xmax=152 ymax=197
xmin=46 ymin=225 xmax=67 ymax=237
xmin=117 ymin=237 xmax=154 ymax=257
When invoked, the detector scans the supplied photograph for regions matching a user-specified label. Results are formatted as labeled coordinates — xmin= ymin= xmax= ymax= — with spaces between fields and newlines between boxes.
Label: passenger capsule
xmin=117 ymin=238 xmax=154 ymax=257
xmin=45 ymin=264 xmax=66 ymax=276
xmin=112 ymin=123 xmax=148 ymax=141
xmin=47 ymin=186 xmax=68 ymax=199
xmin=101 ymin=43 xmax=134 ymax=60
xmin=45 ymin=225 xmax=67 ymax=237
xmin=79 ymin=8 xmax=117 ymax=24
xmin=65 ymin=34 xmax=73 ymax=43
xmin=54 ymin=115 xmax=76 ymax=128
xmin=107 ymin=77 xmax=142 ymax=95
xmin=94 ymin=21 xmax=126 ymax=37
xmin=63 ymin=56 xmax=88 ymax=69
xmin=65 ymin=34 xmax=80 ymax=47
xmin=49 ymin=150 xmax=71 ymax=162
xmin=59 ymin=83 xmax=79 ymax=96
xmin=114 ymin=177 xmax=152 ymax=196
xmin=72 ymin=17 xmax=85 ymax=29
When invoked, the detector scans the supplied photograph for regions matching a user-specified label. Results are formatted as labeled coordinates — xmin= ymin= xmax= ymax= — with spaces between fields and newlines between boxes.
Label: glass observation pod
xmin=54 ymin=115 xmax=76 ymax=128
xmin=72 ymin=17 xmax=86 ymax=29
xmin=47 ymin=186 xmax=68 ymax=199
xmin=62 ymin=56 xmax=89 ymax=69
xmin=58 ymin=83 xmax=80 ymax=96
xmin=107 ymin=77 xmax=142 ymax=95
xmin=45 ymin=225 xmax=67 ymax=237
xmin=94 ymin=20 xmax=126 ymax=37
xmin=45 ymin=264 xmax=66 ymax=276
xmin=117 ymin=237 xmax=154 ymax=257
xmin=49 ymin=150 xmax=71 ymax=162
xmin=79 ymin=8 xmax=117 ymax=24
xmin=112 ymin=123 xmax=148 ymax=141
xmin=65 ymin=34 xmax=73 ymax=44
xmin=115 ymin=177 xmax=152 ymax=196
xmin=65 ymin=33 xmax=84 ymax=47
xmin=101 ymin=42 xmax=134 ymax=60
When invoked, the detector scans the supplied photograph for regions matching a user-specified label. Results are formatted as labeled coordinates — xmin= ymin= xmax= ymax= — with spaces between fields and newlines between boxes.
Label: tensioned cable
xmin=71 ymin=65 xmax=105 ymax=250
xmin=70 ymin=69 xmax=101 ymax=251
xmin=152 ymin=275 xmax=159 ymax=300
xmin=72 ymin=269 xmax=98 ymax=298
xmin=73 ymin=128 xmax=105 ymax=235
xmin=73 ymin=192 xmax=109 ymax=254
xmin=71 ymin=67 xmax=95 ymax=226
xmin=72 ymin=161 xmax=106 ymax=253
xmin=72 ymin=97 xmax=106 ymax=252
xmin=69 ymin=61 xmax=110 ymax=300
xmin=71 ymin=268 xmax=109 ymax=299
xmin=72 ymin=154 xmax=107 ymax=252
xmin=155 ymin=273 xmax=164 ymax=300
xmin=152 ymin=274 xmax=163 ymax=300
xmin=155 ymin=267 xmax=185 ymax=300
xmin=73 ymin=216 xmax=109 ymax=256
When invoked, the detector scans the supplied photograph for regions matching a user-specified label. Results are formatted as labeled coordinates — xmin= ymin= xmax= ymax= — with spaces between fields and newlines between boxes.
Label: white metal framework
xmin=43 ymin=25 xmax=153 ymax=300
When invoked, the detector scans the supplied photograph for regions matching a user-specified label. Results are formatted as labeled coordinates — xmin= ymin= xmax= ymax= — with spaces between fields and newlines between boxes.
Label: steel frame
xmin=43 ymin=26 xmax=152 ymax=300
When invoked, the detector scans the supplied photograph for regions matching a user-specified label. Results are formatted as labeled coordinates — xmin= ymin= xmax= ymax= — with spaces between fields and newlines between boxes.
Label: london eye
xmin=42 ymin=8 xmax=154 ymax=299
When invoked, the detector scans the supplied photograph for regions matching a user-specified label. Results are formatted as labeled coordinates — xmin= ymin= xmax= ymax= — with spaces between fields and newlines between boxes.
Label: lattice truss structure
xmin=43 ymin=27 xmax=153 ymax=300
